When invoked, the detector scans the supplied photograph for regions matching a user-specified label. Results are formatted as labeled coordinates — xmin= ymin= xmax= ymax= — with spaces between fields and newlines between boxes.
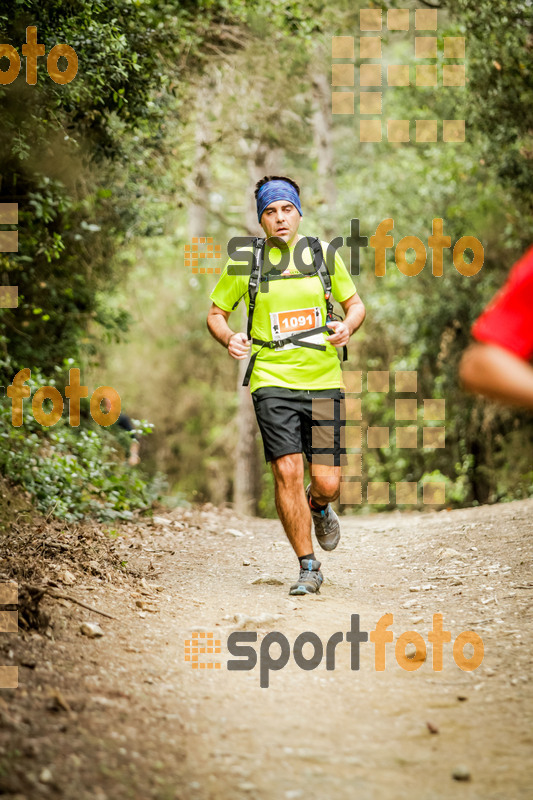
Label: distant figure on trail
xmin=459 ymin=245 xmax=533 ymax=410
xmin=207 ymin=175 xmax=366 ymax=596
xmin=102 ymin=396 xmax=141 ymax=466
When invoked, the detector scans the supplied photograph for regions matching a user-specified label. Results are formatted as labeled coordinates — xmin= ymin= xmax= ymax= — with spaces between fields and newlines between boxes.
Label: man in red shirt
xmin=459 ymin=246 xmax=533 ymax=409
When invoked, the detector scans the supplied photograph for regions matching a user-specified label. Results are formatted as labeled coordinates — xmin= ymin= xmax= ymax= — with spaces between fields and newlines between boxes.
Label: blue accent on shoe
xmin=289 ymin=558 xmax=323 ymax=595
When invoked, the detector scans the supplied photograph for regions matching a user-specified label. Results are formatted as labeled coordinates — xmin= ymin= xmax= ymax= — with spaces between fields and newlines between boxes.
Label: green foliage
xmin=448 ymin=0 xmax=533 ymax=204
xmin=0 ymin=0 xmax=255 ymax=381
xmin=0 ymin=368 xmax=162 ymax=522
xmin=94 ymin=0 xmax=533 ymax=515
xmin=1 ymin=0 xmax=532 ymax=517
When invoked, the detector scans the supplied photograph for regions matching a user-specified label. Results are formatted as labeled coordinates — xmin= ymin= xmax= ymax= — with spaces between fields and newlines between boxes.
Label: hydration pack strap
xmin=246 ymin=238 xmax=264 ymax=342
xmin=242 ymin=325 xmax=332 ymax=387
xmin=243 ymin=237 xmax=347 ymax=386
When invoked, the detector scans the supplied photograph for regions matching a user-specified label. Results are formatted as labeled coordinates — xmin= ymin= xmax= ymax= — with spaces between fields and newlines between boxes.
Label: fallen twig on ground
xmin=25 ymin=584 xmax=117 ymax=620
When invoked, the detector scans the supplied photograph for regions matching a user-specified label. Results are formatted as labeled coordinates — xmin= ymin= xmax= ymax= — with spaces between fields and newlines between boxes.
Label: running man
xmin=207 ymin=176 xmax=365 ymax=595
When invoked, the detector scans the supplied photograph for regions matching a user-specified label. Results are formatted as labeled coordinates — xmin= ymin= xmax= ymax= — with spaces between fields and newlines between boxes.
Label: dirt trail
xmin=1 ymin=499 xmax=532 ymax=800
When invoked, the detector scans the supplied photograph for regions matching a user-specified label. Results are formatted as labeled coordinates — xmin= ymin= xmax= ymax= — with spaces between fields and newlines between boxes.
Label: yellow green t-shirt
xmin=209 ymin=238 xmax=356 ymax=392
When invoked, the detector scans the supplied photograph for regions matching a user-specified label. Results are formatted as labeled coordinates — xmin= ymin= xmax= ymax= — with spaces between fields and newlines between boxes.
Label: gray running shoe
xmin=306 ymin=484 xmax=341 ymax=551
xmin=289 ymin=559 xmax=323 ymax=595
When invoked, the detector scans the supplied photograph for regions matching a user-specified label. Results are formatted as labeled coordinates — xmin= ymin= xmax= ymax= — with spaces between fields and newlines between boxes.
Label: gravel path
xmin=1 ymin=499 xmax=532 ymax=799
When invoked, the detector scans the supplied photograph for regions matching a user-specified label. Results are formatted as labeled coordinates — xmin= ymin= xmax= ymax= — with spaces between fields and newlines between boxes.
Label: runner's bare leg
xmin=271 ymin=456 xmax=342 ymax=556
xmin=309 ymin=464 xmax=342 ymax=506
xmin=270 ymin=454 xmax=313 ymax=556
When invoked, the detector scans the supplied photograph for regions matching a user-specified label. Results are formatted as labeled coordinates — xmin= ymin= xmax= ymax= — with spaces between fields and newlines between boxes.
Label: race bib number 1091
xmin=270 ymin=306 xmax=323 ymax=351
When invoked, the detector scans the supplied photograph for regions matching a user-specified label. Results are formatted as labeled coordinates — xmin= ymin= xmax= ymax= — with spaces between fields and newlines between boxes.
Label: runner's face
xmin=260 ymin=200 xmax=301 ymax=244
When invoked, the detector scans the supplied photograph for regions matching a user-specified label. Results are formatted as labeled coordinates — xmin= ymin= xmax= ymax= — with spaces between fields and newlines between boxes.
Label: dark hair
xmin=254 ymin=175 xmax=301 ymax=199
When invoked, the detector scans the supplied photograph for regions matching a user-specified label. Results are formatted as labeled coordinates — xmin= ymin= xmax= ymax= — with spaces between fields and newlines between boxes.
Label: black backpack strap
xmin=246 ymin=237 xmax=264 ymax=341
xmin=243 ymin=325 xmax=333 ymax=387
xmin=242 ymin=237 xmax=347 ymax=387
xmin=309 ymin=237 xmax=347 ymax=363
xmin=241 ymin=238 xmax=264 ymax=385
xmin=309 ymin=237 xmax=332 ymax=312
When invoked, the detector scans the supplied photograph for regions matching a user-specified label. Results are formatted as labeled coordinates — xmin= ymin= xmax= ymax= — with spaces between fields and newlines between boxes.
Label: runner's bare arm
xmin=207 ymin=302 xmax=251 ymax=360
xmin=326 ymin=292 xmax=366 ymax=346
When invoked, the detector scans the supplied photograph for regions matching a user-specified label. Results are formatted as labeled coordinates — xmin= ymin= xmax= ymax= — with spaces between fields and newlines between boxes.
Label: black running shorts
xmin=251 ymin=387 xmax=346 ymax=464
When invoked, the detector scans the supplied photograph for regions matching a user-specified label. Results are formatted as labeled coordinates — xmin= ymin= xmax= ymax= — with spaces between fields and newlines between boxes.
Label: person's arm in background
xmin=459 ymin=344 xmax=533 ymax=410
xmin=458 ymin=245 xmax=533 ymax=410
xmin=128 ymin=439 xmax=141 ymax=467
xmin=116 ymin=411 xmax=141 ymax=466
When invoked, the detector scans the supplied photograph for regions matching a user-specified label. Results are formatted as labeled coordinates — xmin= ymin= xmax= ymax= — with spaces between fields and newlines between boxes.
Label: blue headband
xmin=256 ymin=180 xmax=302 ymax=223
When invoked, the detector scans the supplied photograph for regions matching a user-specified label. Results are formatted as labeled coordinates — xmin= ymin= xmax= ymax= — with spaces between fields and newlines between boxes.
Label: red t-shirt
xmin=471 ymin=245 xmax=533 ymax=360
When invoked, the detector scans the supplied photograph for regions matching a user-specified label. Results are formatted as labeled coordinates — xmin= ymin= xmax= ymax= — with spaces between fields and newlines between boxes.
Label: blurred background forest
xmin=0 ymin=0 xmax=532 ymax=520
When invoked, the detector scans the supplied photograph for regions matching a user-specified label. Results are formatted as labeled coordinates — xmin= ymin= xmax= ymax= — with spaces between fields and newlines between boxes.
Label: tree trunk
xmin=312 ymin=71 xmax=337 ymax=239
xmin=188 ymin=90 xmax=210 ymax=239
